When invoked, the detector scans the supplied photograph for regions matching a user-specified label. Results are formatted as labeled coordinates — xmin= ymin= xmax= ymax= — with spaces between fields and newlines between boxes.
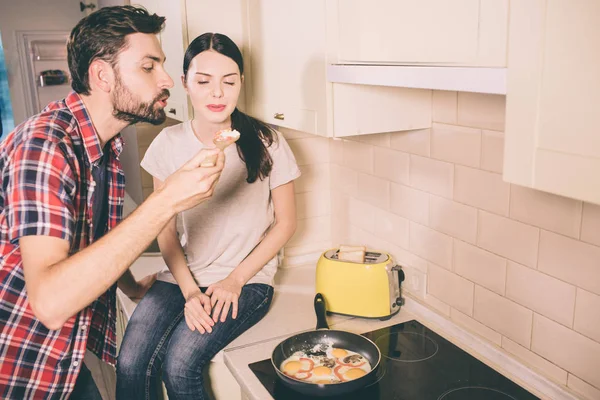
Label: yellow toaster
xmin=315 ymin=248 xmax=405 ymax=320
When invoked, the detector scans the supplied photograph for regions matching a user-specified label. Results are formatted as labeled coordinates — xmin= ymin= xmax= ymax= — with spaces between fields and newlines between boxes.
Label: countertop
xmin=223 ymin=275 xmax=582 ymax=400
xmin=223 ymin=298 xmax=581 ymax=400
xmin=118 ymin=255 xmax=580 ymax=400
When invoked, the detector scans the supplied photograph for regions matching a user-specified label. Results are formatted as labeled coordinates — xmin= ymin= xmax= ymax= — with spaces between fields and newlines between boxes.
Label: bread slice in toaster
xmin=339 ymin=244 xmax=367 ymax=253
xmin=338 ymin=250 xmax=366 ymax=263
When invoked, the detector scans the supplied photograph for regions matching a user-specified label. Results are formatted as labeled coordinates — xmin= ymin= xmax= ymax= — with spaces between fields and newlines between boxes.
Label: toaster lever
xmin=392 ymin=265 xmax=406 ymax=308
xmin=392 ymin=265 xmax=406 ymax=283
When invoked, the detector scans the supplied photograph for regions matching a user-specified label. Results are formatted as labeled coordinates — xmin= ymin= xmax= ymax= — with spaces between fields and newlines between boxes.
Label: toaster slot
xmin=325 ymin=249 xmax=389 ymax=264
xmin=364 ymin=252 xmax=381 ymax=263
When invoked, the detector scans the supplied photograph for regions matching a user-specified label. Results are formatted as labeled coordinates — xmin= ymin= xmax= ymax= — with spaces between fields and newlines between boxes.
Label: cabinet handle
xmin=169 ymin=108 xmax=176 ymax=115
xmin=273 ymin=112 xmax=285 ymax=121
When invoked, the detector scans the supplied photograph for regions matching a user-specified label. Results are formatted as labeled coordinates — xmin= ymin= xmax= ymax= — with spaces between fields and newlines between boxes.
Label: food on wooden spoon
xmin=200 ymin=128 xmax=241 ymax=167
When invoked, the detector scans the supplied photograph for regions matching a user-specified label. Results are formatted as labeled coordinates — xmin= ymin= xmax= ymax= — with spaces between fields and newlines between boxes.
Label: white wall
xmin=0 ymin=0 xmax=84 ymax=125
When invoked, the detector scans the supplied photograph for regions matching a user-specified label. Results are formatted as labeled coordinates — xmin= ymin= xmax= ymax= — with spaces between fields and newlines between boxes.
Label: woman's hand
xmin=184 ymin=291 xmax=214 ymax=334
xmin=205 ymin=276 xmax=244 ymax=323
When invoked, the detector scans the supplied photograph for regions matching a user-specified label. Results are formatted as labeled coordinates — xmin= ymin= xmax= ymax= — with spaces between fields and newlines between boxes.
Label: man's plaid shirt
xmin=0 ymin=91 xmax=125 ymax=399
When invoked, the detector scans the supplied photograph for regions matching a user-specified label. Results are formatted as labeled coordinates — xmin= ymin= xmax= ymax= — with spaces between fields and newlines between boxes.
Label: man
xmin=0 ymin=6 xmax=224 ymax=399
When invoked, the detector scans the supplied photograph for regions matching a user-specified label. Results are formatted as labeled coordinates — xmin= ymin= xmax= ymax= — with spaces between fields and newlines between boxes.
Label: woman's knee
xmin=116 ymin=346 xmax=143 ymax=378
xmin=163 ymin=345 xmax=210 ymax=381
xmin=116 ymin=334 xmax=161 ymax=379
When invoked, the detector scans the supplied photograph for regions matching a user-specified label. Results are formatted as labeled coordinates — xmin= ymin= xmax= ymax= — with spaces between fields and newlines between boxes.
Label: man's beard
xmin=111 ymin=75 xmax=169 ymax=126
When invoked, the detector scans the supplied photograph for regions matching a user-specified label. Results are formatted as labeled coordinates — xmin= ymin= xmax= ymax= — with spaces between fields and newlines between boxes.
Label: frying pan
xmin=271 ymin=293 xmax=382 ymax=396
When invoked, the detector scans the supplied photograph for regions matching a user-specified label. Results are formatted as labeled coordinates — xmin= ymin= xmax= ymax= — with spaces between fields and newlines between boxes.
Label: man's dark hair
xmin=67 ymin=5 xmax=165 ymax=95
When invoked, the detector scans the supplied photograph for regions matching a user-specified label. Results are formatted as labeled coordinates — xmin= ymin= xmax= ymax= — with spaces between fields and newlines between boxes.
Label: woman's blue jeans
xmin=115 ymin=281 xmax=273 ymax=400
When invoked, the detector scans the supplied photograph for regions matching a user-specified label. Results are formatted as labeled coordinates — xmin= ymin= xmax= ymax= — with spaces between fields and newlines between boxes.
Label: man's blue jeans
xmin=71 ymin=364 xmax=103 ymax=400
xmin=115 ymin=281 xmax=273 ymax=400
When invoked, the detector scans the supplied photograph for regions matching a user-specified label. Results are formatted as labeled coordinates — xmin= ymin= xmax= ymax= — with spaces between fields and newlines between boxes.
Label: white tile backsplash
xmin=480 ymin=130 xmax=505 ymax=173
xmin=347 ymin=197 xmax=377 ymax=233
xmin=354 ymin=132 xmax=391 ymax=147
xmin=373 ymin=207 xmax=410 ymax=250
xmin=477 ymin=211 xmax=540 ymax=268
xmin=343 ymin=139 xmax=373 ymax=174
xmin=431 ymin=123 xmax=481 ymax=168
xmin=453 ymin=239 xmax=507 ymax=295
xmin=410 ymin=222 xmax=453 ymax=270
xmin=409 ymin=155 xmax=454 ymax=198
xmin=457 ymin=92 xmax=506 ymax=131
xmin=356 ymin=173 xmax=390 ymax=210
xmin=373 ymin=146 xmax=409 ymax=185
xmin=390 ymin=128 xmax=431 ymax=157
xmin=429 ymin=195 xmax=478 ymax=244
xmin=331 ymin=164 xmax=358 ymax=197
xmin=538 ymin=230 xmax=600 ymax=296
xmin=288 ymin=136 xmax=330 ymax=166
xmin=295 ymin=163 xmax=331 ymax=194
xmin=474 ymin=286 xmax=533 ymax=348
xmin=509 ymin=185 xmax=583 ymax=239
xmin=581 ymin=202 xmax=600 ymax=247
xmin=288 ymin=215 xmax=330 ymax=247
xmin=506 ymin=261 xmax=577 ymax=328
xmin=428 ymin=263 xmax=474 ymax=316
xmin=451 ymin=307 xmax=502 ymax=346
xmin=568 ymin=374 xmax=600 ymax=400
xmin=390 ymin=183 xmax=430 ymax=225
xmin=324 ymin=90 xmax=600 ymax=395
xmin=296 ymin=190 xmax=331 ymax=219
xmin=454 ymin=166 xmax=510 ymax=216
xmin=532 ymin=314 xmax=600 ymax=389
xmin=574 ymin=289 xmax=600 ymax=343
xmin=501 ymin=337 xmax=569 ymax=385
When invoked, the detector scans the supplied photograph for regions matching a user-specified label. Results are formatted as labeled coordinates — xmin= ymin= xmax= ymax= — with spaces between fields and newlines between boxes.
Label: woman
xmin=116 ymin=32 xmax=300 ymax=399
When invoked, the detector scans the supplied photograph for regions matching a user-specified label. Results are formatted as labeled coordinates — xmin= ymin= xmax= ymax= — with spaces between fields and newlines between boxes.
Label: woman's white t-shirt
xmin=140 ymin=120 xmax=301 ymax=287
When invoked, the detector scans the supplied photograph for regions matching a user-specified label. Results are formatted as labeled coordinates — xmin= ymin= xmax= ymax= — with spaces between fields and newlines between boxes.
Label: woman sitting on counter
xmin=115 ymin=32 xmax=301 ymax=400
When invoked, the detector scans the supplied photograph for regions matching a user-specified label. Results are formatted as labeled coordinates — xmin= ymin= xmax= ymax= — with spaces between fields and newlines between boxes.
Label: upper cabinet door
xmin=247 ymin=0 xmax=285 ymax=122
xmin=246 ymin=0 xmax=432 ymax=137
xmin=132 ymin=0 xmax=189 ymax=121
xmin=159 ymin=0 xmax=189 ymax=121
xmin=334 ymin=0 xmax=508 ymax=67
xmin=504 ymin=0 xmax=600 ymax=205
xmin=247 ymin=0 xmax=329 ymax=135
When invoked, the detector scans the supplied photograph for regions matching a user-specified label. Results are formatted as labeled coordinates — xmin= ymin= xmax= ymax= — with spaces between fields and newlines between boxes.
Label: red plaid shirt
xmin=0 ymin=91 xmax=124 ymax=399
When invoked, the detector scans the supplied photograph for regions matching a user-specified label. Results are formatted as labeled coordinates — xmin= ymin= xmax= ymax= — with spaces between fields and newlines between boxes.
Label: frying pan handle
xmin=314 ymin=293 xmax=330 ymax=330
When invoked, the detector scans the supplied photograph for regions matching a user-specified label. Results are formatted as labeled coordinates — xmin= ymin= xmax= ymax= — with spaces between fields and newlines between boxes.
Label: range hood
xmin=327 ymin=64 xmax=507 ymax=95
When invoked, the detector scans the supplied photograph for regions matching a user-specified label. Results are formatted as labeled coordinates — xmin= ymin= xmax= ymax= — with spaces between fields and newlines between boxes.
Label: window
xmin=0 ymin=32 xmax=15 ymax=139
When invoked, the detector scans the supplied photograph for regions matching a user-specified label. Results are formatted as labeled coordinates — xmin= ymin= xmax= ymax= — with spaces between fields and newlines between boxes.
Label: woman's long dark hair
xmin=183 ymin=32 xmax=275 ymax=183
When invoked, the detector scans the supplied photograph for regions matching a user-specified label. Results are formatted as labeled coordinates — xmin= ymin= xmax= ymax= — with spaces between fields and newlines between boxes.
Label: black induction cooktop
xmin=248 ymin=320 xmax=540 ymax=400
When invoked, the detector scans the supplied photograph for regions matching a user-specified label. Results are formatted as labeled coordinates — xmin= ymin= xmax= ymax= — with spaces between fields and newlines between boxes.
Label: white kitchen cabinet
xmin=332 ymin=84 xmax=431 ymax=137
xmin=184 ymin=0 xmax=248 ymax=53
xmin=132 ymin=0 xmax=190 ymax=121
xmin=246 ymin=0 xmax=330 ymax=135
xmin=246 ymin=0 xmax=431 ymax=137
xmin=333 ymin=0 xmax=508 ymax=67
xmin=504 ymin=0 xmax=600 ymax=205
